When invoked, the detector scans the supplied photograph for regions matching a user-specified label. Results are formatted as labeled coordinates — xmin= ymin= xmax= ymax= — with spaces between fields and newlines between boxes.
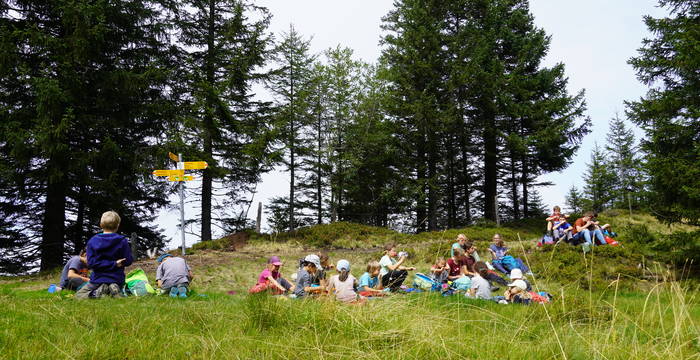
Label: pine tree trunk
xmin=416 ymin=131 xmax=427 ymax=232
xmin=459 ymin=120 xmax=472 ymax=225
xmin=40 ymin=162 xmax=66 ymax=271
xmin=521 ymin=157 xmax=529 ymax=218
xmin=288 ymin=52 xmax=296 ymax=231
xmin=427 ymin=128 xmax=438 ymax=231
xmin=510 ymin=153 xmax=520 ymax=220
xmin=447 ymin=137 xmax=456 ymax=228
xmin=483 ymin=109 xmax=498 ymax=221
xmin=316 ymin=107 xmax=323 ymax=224
xmin=200 ymin=0 xmax=216 ymax=242
xmin=74 ymin=184 xmax=86 ymax=251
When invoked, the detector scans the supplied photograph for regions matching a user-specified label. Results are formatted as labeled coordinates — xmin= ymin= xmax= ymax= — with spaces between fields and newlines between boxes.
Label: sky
xmin=160 ymin=0 xmax=668 ymax=250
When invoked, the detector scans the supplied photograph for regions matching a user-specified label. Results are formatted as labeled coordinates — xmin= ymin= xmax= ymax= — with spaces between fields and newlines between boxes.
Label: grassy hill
xmin=1 ymin=211 xmax=698 ymax=359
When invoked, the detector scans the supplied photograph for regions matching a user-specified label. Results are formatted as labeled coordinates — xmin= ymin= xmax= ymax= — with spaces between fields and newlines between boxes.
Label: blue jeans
xmin=573 ymin=229 xmax=606 ymax=246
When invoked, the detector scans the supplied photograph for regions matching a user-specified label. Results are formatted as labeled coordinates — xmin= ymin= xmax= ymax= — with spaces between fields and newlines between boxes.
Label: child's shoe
xmin=178 ymin=285 xmax=188 ymax=298
xmin=169 ymin=287 xmax=179 ymax=298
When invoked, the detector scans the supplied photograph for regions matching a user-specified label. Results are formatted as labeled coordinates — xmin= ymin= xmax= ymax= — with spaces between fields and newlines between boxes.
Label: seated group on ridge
xmin=250 ymin=234 xmax=546 ymax=305
xmin=57 ymin=211 xmax=194 ymax=299
xmin=542 ymin=206 xmax=618 ymax=247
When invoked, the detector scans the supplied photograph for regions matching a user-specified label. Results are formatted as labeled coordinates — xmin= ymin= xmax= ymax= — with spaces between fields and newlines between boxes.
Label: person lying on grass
xmin=76 ymin=211 xmax=133 ymax=299
xmin=293 ymin=254 xmax=325 ymax=298
xmin=58 ymin=248 xmax=89 ymax=292
xmin=156 ymin=254 xmax=193 ymax=298
xmin=249 ymin=256 xmax=294 ymax=295
xmin=326 ymin=259 xmax=364 ymax=304
xmin=379 ymin=243 xmax=414 ymax=292
xmin=358 ymin=261 xmax=386 ymax=297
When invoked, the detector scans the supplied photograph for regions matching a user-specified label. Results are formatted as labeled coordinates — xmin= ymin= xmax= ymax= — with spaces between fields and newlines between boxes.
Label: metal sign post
xmin=152 ymin=152 xmax=208 ymax=257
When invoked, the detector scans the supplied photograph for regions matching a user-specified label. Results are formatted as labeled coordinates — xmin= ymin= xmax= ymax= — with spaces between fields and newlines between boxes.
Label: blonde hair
xmin=366 ymin=261 xmax=381 ymax=273
xmin=553 ymin=205 xmax=561 ymax=212
xmin=100 ymin=211 xmax=121 ymax=231
xmin=434 ymin=257 xmax=446 ymax=266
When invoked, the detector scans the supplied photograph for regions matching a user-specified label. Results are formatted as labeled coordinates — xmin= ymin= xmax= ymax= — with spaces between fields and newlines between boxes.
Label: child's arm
xmin=267 ymin=275 xmax=287 ymax=292
xmin=386 ymin=257 xmax=405 ymax=271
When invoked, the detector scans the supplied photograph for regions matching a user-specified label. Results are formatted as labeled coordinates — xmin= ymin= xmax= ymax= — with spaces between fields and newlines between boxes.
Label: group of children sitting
xmin=250 ymin=234 xmax=544 ymax=305
xmin=542 ymin=206 xmax=619 ymax=248
xmin=56 ymin=211 xmax=193 ymax=299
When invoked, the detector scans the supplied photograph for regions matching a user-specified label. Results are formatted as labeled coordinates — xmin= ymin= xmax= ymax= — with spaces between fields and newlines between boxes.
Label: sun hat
xmin=507 ymin=279 xmax=528 ymax=291
xmin=268 ymin=256 xmax=283 ymax=266
xmin=509 ymin=268 xmax=524 ymax=279
xmin=157 ymin=254 xmax=172 ymax=263
xmin=304 ymin=254 xmax=321 ymax=268
xmin=336 ymin=259 xmax=350 ymax=272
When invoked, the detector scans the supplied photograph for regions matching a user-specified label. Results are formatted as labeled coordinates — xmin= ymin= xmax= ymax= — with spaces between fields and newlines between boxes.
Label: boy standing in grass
xmin=156 ymin=254 xmax=193 ymax=298
xmin=76 ymin=211 xmax=133 ymax=299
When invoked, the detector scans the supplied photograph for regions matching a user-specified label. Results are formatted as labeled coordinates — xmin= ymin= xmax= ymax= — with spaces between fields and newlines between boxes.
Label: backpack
xmin=125 ymin=268 xmax=156 ymax=296
xmin=451 ymin=276 xmax=472 ymax=291
xmin=500 ymin=255 xmax=520 ymax=272
xmin=538 ymin=234 xmax=555 ymax=246
xmin=412 ymin=273 xmax=437 ymax=291
xmin=604 ymin=236 xmax=620 ymax=246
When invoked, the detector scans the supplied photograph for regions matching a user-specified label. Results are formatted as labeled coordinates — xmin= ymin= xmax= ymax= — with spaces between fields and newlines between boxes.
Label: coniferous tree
xmin=267 ymin=25 xmax=317 ymax=230
xmin=626 ymin=0 xmax=699 ymax=224
xmin=1 ymin=0 xmax=174 ymax=271
xmin=174 ymin=0 xmax=276 ymax=239
xmin=605 ymin=114 xmax=642 ymax=209
xmin=565 ymin=185 xmax=585 ymax=215
xmin=583 ymin=144 xmax=617 ymax=212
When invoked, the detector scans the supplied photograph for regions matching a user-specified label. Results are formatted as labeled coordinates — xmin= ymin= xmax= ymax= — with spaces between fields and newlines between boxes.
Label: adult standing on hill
xmin=571 ymin=212 xmax=607 ymax=246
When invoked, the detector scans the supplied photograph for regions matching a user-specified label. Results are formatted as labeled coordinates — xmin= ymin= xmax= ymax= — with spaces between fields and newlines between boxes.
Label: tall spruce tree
xmin=605 ymin=114 xmax=642 ymax=209
xmin=583 ymin=144 xmax=617 ymax=212
xmin=565 ymin=185 xmax=585 ymax=215
xmin=267 ymin=25 xmax=317 ymax=230
xmin=626 ymin=0 xmax=699 ymax=224
xmin=174 ymin=0 xmax=275 ymax=240
xmin=1 ymin=0 xmax=173 ymax=271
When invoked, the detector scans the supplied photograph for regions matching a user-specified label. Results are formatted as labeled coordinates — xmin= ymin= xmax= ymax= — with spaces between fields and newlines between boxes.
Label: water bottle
xmin=48 ymin=284 xmax=56 ymax=293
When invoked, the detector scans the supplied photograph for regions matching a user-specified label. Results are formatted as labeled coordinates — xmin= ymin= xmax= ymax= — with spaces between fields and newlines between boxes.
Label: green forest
xmin=1 ymin=0 xmax=698 ymax=273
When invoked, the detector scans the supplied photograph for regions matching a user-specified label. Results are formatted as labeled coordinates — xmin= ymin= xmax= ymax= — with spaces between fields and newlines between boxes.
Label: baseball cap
xmin=157 ymin=254 xmax=172 ymax=263
xmin=304 ymin=254 xmax=321 ymax=268
xmin=268 ymin=256 xmax=283 ymax=266
xmin=507 ymin=279 xmax=528 ymax=291
xmin=510 ymin=268 xmax=523 ymax=279
xmin=336 ymin=259 xmax=350 ymax=272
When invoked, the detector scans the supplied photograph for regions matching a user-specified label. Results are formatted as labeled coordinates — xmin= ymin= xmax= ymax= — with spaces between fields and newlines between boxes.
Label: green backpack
xmin=125 ymin=268 xmax=156 ymax=296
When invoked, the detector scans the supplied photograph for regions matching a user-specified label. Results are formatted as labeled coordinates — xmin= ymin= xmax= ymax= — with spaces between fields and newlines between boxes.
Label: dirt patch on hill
xmin=220 ymin=232 xmax=249 ymax=251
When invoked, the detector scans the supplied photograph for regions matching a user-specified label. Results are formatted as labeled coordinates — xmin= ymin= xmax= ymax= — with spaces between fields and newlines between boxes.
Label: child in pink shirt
xmin=249 ymin=256 xmax=294 ymax=295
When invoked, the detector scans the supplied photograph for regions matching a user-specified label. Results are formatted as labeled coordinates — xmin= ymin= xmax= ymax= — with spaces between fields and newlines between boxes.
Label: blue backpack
xmin=500 ymin=255 xmax=520 ymax=272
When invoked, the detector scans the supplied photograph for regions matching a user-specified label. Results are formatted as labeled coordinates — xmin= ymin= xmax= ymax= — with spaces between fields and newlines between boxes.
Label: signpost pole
xmin=178 ymin=153 xmax=186 ymax=256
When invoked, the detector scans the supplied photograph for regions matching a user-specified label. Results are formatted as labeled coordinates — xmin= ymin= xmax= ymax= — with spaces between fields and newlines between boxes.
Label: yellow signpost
xmin=152 ymin=154 xmax=208 ymax=255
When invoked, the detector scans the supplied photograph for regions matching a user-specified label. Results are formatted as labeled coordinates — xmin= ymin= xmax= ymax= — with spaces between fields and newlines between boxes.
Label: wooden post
xmin=256 ymin=202 xmax=262 ymax=233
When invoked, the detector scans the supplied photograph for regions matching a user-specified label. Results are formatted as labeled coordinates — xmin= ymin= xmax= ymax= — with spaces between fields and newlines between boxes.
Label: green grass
xmin=1 ymin=214 xmax=699 ymax=359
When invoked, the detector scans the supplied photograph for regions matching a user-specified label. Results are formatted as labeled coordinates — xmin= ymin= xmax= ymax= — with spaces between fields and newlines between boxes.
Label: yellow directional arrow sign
xmin=168 ymin=152 xmax=179 ymax=162
xmin=168 ymin=175 xmax=194 ymax=182
xmin=183 ymin=161 xmax=208 ymax=170
xmin=153 ymin=169 xmax=184 ymax=177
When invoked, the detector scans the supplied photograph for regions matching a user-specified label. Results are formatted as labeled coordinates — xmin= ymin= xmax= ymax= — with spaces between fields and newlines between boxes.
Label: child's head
xmin=553 ymin=205 xmax=561 ymax=214
xmin=492 ymin=233 xmax=505 ymax=247
xmin=366 ymin=261 xmax=381 ymax=277
xmin=434 ymin=257 xmax=446 ymax=267
xmin=464 ymin=241 xmax=476 ymax=254
xmin=100 ymin=211 xmax=121 ymax=232
xmin=268 ymin=256 xmax=283 ymax=271
xmin=474 ymin=261 xmax=489 ymax=278
xmin=559 ymin=214 xmax=568 ymax=222
xmin=79 ymin=248 xmax=87 ymax=263
xmin=384 ymin=243 xmax=397 ymax=257
xmin=318 ymin=252 xmax=330 ymax=268
xmin=456 ymin=234 xmax=467 ymax=245
xmin=303 ymin=254 xmax=321 ymax=273
xmin=337 ymin=259 xmax=350 ymax=281
xmin=452 ymin=247 xmax=464 ymax=258
xmin=157 ymin=254 xmax=172 ymax=263
xmin=508 ymin=279 xmax=527 ymax=294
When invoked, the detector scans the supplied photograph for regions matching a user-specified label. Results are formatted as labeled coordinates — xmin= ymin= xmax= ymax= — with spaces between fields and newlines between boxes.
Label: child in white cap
xmin=504 ymin=279 xmax=532 ymax=304
xmin=509 ymin=268 xmax=532 ymax=292
xmin=293 ymin=254 xmax=325 ymax=298
xmin=326 ymin=259 xmax=362 ymax=303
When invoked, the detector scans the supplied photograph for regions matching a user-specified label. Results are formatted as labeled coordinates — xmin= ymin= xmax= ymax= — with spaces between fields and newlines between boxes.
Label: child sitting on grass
xmin=358 ymin=261 xmax=385 ymax=297
xmin=326 ymin=259 xmax=363 ymax=304
xmin=504 ymin=279 xmax=532 ymax=305
xmin=156 ymin=254 xmax=193 ymax=298
xmin=552 ymin=214 xmax=573 ymax=242
xmin=509 ymin=268 xmax=532 ymax=291
xmin=58 ymin=249 xmax=89 ymax=291
xmin=293 ymin=254 xmax=325 ymax=298
xmin=250 ymin=256 xmax=294 ymax=295
xmin=488 ymin=234 xmax=533 ymax=276
xmin=76 ymin=211 xmax=133 ymax=299
xmin=379 ymin=243 xmax=414 ymax=292
xmin=430 ymin=258 xmax=449 ymax=284
xmin=466 ymin=262 xmax=493 ymax=300
xmin=447 ymin=248 xmax=468 ymax=280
